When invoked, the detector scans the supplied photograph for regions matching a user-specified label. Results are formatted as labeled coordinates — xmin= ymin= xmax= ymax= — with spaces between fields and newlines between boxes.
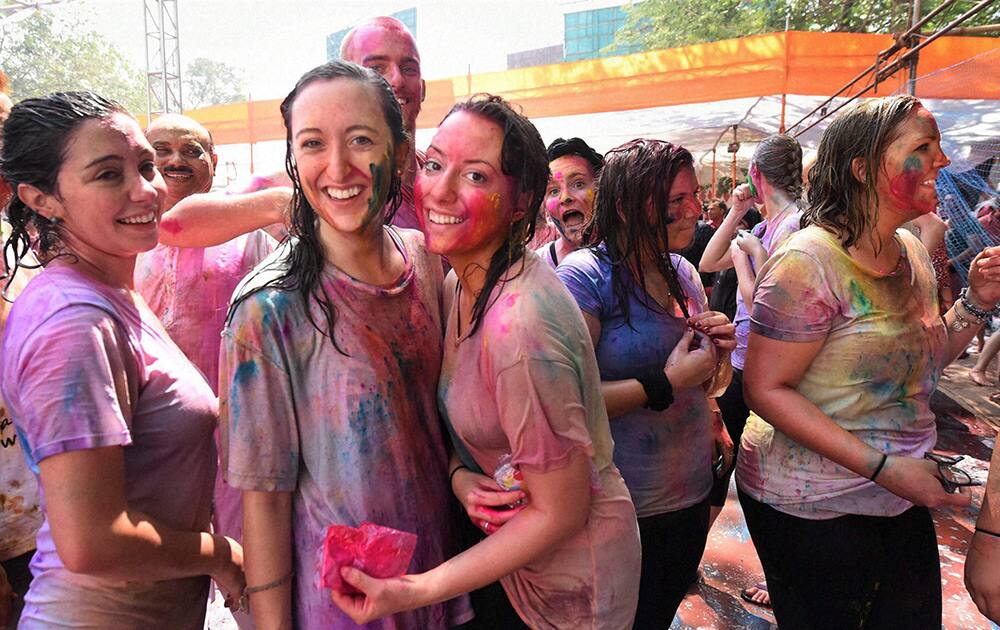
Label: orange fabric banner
xmin=156 ymin=31 xmax=1000 ymax=146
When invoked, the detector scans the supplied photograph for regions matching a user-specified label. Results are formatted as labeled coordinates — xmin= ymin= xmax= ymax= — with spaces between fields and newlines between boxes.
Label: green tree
xmin=0 ymin=9 xmax=145 ymax=114
xmin=617 ymin=0 xmax=1000 ymax=50
xmin=183 ymin=57 xmax=245 ymax=109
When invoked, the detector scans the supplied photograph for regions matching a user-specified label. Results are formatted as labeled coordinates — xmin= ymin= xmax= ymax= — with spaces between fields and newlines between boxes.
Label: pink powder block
xmin=321 ymin=522 xmax=418 ymax=595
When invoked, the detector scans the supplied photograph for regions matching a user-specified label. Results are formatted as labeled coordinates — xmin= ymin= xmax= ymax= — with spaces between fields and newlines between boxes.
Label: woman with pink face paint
xmin=331 ymin=95 xmax=642 ymax=630
xmin=738 ymin=95 xmax=1000 ymax=629
xmin=536 ymin=137 xmax=603 ymax=267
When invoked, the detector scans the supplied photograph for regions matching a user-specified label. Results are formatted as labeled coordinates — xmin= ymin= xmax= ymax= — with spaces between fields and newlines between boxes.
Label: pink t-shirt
xmin=136 ymin=231 xmax=275 ymax=391
xmin=1 ymin=264 xmax=218 ymax=627
xmin=440 ymin=252 xmax=641 ymax=630
xmin=221 ymin=228 xmax=472 ymax=630
xmin=737 ymin=226 xmax=947 ymax=519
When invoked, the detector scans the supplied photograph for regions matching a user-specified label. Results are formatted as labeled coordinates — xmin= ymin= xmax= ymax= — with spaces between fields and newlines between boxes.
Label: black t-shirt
xmin=679 ymin=221 xmax=716 ymax=290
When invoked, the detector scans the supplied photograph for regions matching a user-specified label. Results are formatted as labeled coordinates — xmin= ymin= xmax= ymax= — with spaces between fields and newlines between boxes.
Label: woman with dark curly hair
xmin=332 ymin=95 xmax=642 ymax=629
xmin=556 ymin=138 xmax=736 ymax=628
xmin=739 ymin=95 xmax=1000 ymax=629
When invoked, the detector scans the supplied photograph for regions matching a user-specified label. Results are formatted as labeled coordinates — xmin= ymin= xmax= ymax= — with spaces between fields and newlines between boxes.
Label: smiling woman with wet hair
xmin=331 ymin=94 xmax=642 ymax=630
xmin=0 ymin=91 xmax=243 ymax=628
xmin=219 ymin=61 xmax=471 ymax=629
xmin=738 ymin=95 xmax=1000 ymax=629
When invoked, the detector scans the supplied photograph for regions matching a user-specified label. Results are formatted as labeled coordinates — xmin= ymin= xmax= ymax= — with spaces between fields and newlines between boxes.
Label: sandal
xmin=740 ymin=582 xmax=771 ymax=607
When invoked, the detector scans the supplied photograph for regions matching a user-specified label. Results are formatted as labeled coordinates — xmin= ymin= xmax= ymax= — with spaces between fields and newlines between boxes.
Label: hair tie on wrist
xmin=975 ymin=526 xmax=1000 ymax=539
xmin=869 ymin=453 xmax=888 ymax=482
xmin=638 ymin=371 xmax=674 ymax=412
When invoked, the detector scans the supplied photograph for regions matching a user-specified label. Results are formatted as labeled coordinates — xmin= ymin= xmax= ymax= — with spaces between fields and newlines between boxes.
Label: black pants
xmin=2 ymin=550 xmax=33 ymax=630
xmin=739 ymin=489 xmax=941 ymax=630
xmin=710 ymin=368 xmax=749 ymax=506
xmin=633 ymin=498 xmax=711 ymax=630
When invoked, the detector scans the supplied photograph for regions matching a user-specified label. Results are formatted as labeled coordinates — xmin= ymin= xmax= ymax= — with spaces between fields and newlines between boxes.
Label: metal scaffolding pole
xmin=143 ymin=0 xmax=182 ymax=117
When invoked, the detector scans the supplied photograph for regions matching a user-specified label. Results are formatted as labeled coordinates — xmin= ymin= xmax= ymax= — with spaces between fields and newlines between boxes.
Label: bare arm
xmin=731 ymin=241 xmax=756 ymax=311
xmin=40 ymin=447 xmax=243 ymax=596
xmin=158 ymin=188 xmax=291 ymax=247
xmin=966 ymin=436 xmax=1000 ymax=623
xmin=943 ymin=247 xmax=1000 ymax=361
xmin=333 ymin=452 xmax=594 ymax=622
xmin=743 ymin=333 xmax=970 ymax=509
xmin=242 ymin=490 xmax=294 ymax=630
xmin=700 ymin=184 xmax=756 ymax=273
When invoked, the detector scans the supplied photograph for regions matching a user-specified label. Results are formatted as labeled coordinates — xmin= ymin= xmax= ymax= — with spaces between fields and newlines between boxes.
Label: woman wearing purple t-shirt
xmin=556 ymin=139 xmax=736 ymax=628
xmin=0 ymin=92 xmax=243 ymax=628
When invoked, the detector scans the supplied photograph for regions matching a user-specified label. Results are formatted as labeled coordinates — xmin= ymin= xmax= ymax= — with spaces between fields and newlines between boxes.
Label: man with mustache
xmin=135 ymin=114 xmax=273 ymax=628
xmin=538 ymin=137 xmax=602 ymax=267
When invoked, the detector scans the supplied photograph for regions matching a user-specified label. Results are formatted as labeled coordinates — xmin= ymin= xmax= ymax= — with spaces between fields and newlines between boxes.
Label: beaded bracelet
xmin=960 ymin=287 xmax=1000 ymax=320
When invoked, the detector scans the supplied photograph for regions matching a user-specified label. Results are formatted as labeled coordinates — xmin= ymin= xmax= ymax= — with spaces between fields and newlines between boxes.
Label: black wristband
xmin=638 ymin=371 xmax=674 ymax=412
xmin=975 ymin=526 xmax=1000 ymax=539
xmin=449 ymin=464 xmax=468 ymax=485
xmin=869 ymin=453 xmax=888 ymax=482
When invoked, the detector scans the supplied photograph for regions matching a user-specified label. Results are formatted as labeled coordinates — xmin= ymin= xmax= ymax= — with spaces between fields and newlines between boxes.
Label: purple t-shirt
xmin=221 ymin=228 xmax=471 ymax=629
xmin=731 ymin=209 xmax=802 ymax=370
xmin=1 ymin=264 xmax=217 ymax=628
xmin=557 ymin=247 xmax=713 ymax=517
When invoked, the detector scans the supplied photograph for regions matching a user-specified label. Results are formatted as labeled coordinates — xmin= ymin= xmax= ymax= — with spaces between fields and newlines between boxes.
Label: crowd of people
xmin=1 ymin=15 xmax=1000 ymax=630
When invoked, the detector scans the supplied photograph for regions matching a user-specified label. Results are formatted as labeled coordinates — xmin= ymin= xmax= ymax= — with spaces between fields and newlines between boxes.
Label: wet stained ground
xmin=673 ymin=378 xmax=999 ymax=630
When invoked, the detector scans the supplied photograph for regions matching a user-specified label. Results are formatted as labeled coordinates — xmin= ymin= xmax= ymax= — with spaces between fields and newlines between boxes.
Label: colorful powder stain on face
xmin=365 ymin=147 xmax=394 ymax=227
xmin=545 ymin=197 xmax=560 ymax=213
xmin=888 ymin=155 xmax=925 ymax=209
xmin=488 ymin=192 xmax=501 ymax=212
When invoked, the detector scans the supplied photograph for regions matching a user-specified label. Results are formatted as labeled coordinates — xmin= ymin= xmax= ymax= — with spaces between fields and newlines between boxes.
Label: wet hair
xmin=589 ymin=138 xmax=694 ymax=326
xmin=227 ymin=60 xmax=408 ymax=353
xmin=804 ymin=94 xmax=921 ymax=248
xmin=443 ymin=94 xmax=548 ymax=336
xmin=751 ymin=134 xmax=803 ymax=202
xmin=0 ymin=91 xmax=128 ymax=291
xmin=546 ymin=137 xmax=603 ymax=175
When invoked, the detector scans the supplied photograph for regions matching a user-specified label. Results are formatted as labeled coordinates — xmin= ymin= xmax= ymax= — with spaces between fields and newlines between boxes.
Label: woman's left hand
xmin=735 ymin=230 xmax=765 ymax=259
xmin=968 ymin=246 xmax=1000 ymax=308
xmin=712 ymin=411 xmax=735 ymax=475
xmin=330 ymin=567 xmax=423 ymax=624
xmin=688 ymin=311 xmax=736 ymax=351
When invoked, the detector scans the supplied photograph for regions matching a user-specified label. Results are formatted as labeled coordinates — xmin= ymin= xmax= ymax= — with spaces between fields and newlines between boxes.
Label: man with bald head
xmin=137 ymin=116 xmax=273 ymax=629
xmin=340 ymin=15 xmax=426 ymax=229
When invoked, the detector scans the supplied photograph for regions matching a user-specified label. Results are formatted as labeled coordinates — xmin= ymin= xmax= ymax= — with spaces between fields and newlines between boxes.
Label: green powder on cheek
xmin=364 ymin=147 xmax=394 ymax=227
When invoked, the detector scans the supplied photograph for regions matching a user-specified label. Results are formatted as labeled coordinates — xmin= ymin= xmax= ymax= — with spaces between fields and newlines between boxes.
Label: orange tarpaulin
xmin=159 ymin=31 xmax=1000 ymax=146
